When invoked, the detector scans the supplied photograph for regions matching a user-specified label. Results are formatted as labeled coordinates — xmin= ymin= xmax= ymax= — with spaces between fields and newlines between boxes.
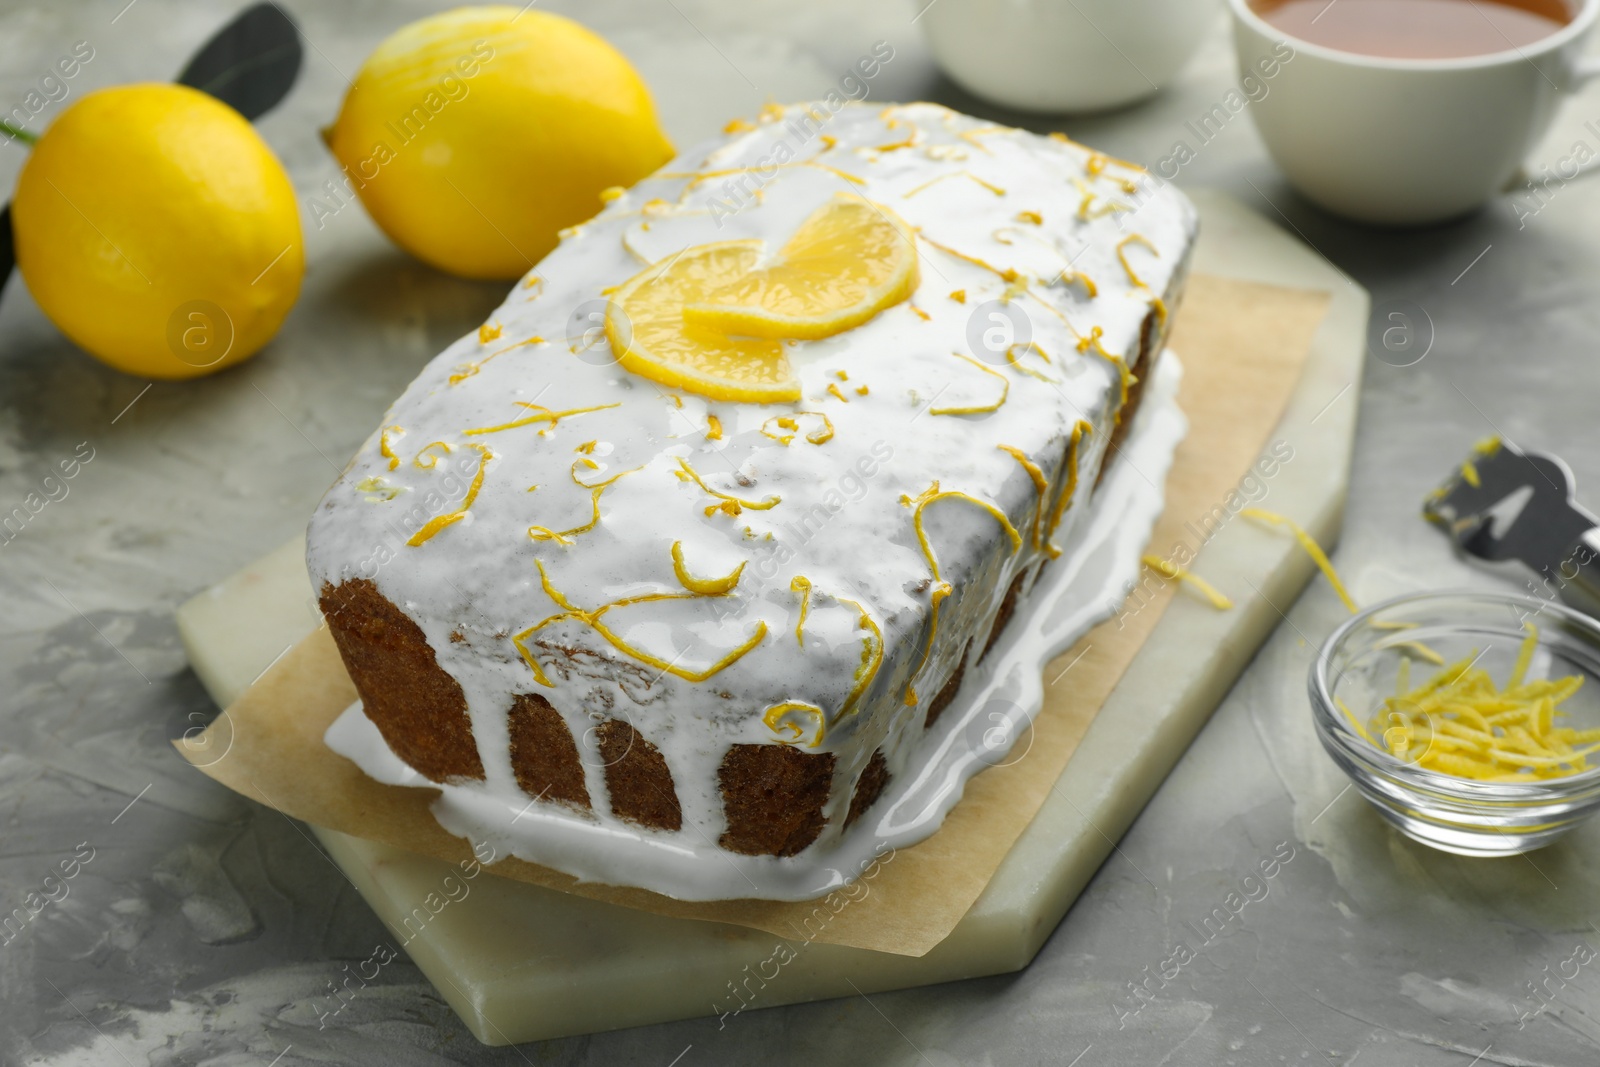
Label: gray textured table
xmin=2 ymin=2 xmax=1597 ymax=1064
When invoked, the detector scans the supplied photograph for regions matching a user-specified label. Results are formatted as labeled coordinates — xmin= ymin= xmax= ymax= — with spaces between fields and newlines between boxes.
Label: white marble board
xmin=175 ymin=188 xmax=1368 ymax=1046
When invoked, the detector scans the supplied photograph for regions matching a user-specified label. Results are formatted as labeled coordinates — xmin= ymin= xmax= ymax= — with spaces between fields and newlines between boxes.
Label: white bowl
xmin=923 ymin=0 xmax=1221 ymax=113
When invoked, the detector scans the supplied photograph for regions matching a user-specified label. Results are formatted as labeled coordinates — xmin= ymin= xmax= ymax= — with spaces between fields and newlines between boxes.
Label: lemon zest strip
xmin=1239 ymin=508 xmax=1359 ymax=613
xmin=764 ymin=701 xmax=827 ymax=747
xmin=675 ymin=457 xmax=780 ymax=514
xmin=1043 ymin=421 xmax=1093 ymax=558
xmin=837 ymin=595 xmax=885 ymax=718
xmin=1509 ymin=622 xmax=1539 ymax=689
xmin=762 ymin=412 xmax=834 ymax=445
xmin=998 ymin=444 xmax=1049 ymax=550
xmin=514 ymin=560 xmax=768 ymax=686
xmin=407 ymin=444 xmax=492 ymax=547
xmin=412 ymin=441 xmax=454 ymax=469
xmin=464 ymin=402 xmax=619 ymax=436
xmin=902 ymin=171 xmax=1007 ymax=199
xmin=379 ymin=426 xmax=403 ymax=471
xmin=1116 ymin=234 xmax=1159 ymax=289
xmin=526 ymin=460 xmax=644 ymax=544
xmin=791 ymin=575 xmax=812 ymax=647
xmin=931 ymin=351 xmax=1010 ymax=415
xmin=449 ymin=336 xmax=545 ymax=385
xmin=956 ymin=125 xmax=1011 ymax=153
xmin=670 ymin=540 xmax=745 ymax=596
xmin=355 ymin=476 xmax=403 ymax=501
xmin=901 ymin=481 xmax=1022 ymax=703
xmin=1005 ymin=342 xmax=1057 ymax=383
xmin=1048 ymin=132 xmax=1147 ymax=174
xmin=1077 ymin=326 xmax=1135 ymax=409
xmin=1052 ymin=268 xmax=1098 ymax=299
xmin=1142 ymin=554 xmax=1234 ymax=610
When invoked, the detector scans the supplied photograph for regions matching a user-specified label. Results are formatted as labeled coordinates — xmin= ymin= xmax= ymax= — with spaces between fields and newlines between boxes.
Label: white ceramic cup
xmin=923 ymin=0 xmax=1222 ymax=113
xmin=1229 ymin=0 xmax=1600 ymax=225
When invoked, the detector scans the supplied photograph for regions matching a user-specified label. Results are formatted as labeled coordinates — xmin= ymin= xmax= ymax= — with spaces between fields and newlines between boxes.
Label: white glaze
xmin=308 ymin=102 xmax=1198 ymax=900
xmin=325 ymin=352 xmax=1185 ymax=900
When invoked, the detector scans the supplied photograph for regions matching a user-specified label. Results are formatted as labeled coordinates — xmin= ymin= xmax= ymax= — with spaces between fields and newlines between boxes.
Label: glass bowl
xmin=1309 ymin=590 xmax=1600 ymax=856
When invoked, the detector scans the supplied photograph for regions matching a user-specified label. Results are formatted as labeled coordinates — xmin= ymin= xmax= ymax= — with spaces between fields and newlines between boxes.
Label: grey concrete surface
xmin=0 ymin=1 xmax=1597 ymax=1064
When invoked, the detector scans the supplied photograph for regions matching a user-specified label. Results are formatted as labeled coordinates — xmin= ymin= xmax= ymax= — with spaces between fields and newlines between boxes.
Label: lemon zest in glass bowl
xmin=1360 ymin=625 xmax=1596 ymax=781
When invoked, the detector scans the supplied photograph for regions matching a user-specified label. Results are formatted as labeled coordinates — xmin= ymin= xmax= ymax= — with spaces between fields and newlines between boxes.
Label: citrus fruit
xmin=684 ymin=194 xmax=919 ymax=340
xmin=606 ymin=240 xmax=797 ymax=404
xmin=606 ymin=196 xmax=919 ymax=403
xmin=324 ymin=6 xmax=675 ymax=280
xmin=13 ymin=83 xmax=303 ymax=380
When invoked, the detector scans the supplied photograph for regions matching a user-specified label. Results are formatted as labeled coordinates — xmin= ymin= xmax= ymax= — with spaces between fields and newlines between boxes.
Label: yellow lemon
xmin=13 ymin=83 xmax=303 ymax=380
xmin=325 ymin=6 xmax=675 ymax=280
xmin=606 ymin=196 xmax=918 ymax=404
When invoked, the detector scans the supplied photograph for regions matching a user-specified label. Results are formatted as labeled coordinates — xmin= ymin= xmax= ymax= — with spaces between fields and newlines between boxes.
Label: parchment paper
xmin=177 ymin=272 xmax=1331 ymax=957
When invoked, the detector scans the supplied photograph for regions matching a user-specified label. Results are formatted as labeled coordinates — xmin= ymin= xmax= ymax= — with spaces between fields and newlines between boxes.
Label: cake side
xmin=308 ymin=101 xmax=1198 ymax=871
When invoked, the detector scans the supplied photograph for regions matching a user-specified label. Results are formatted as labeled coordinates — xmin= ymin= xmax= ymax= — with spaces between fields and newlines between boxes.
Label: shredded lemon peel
xmin=901 ymin=481 xmax=1022 ymax=703
xmin=764 ymin=701 xmax=827 ymax=747
xmin=931 ymin=351 xmax=1010 ymax=415
xmin=791 ymin=576 xmax=812 ymax=647
xmin=379 ymin=426 xmax=403 ymax=471
xmin=526 ymin=460 xmax=643 ymax=545
xmin=407 ymin=444 xmax=492 ymax=546
xmin=1142 ymin=555 xmax=1234 ymax=610
xmin=1239 ymin=508 xmax=1359 ymax=613
xmin=1116 ymin=234 xmax=1158 ymax=289
xmin=514 ymin=560 xmax=767 ymax=686
xmin=412 ymin=441 xmax=453 ymax=469
xmin=1042 ymin=421 xmax=1093 ymax=558
xmin=670 ymin=540 xmax=744 ymax=596
xmin=1077 ymin=326 xmax=1135 ymax=409
xmin=902 ymin=170 xmax=1006 ymax=199
xmin=838 ymin=595 xmax=885 ymax=718
xmin=1352 ymin=626 xmax=1596 ymax=781
xmin=761 ymin=412 xmax=834 ymax=445
xmin=464 ymin=402 xmax=619 ymax=436
xmin=1005 ymin=341 xmax=1057 ymax=384
xmin=999 ymin=445 xmax=1049 ymax=550
xmin=450 ymin=336 xmax=544 ymax=385
xmin=675 ymin=457 xmax=780 ymax=517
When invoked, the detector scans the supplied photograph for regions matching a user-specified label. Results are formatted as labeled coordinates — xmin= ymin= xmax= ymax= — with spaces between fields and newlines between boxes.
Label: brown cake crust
xmin=844 ymin=749 xmax=889 ymax=829
xmin=508 ymin=693 xmax=590 ymax=809
xmin=925 ymin=639 xmax=972 ymax=730
xmin=319 ymin=578 xmax=484 ymax=783
xmin=717 ymin=744 xmax=835 ymax=856
xmin=982 ymin=569 xmax=1030 ymax=662
xmin=598 ymin=719 xmax=682 ymax=830
xmin=1099 ymin=306 xmax=1166 ymax=483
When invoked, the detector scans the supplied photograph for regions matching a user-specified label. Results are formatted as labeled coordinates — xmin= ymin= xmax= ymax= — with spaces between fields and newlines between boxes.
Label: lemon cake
xmin=308 ymin=102 xmax=1197 ymax=896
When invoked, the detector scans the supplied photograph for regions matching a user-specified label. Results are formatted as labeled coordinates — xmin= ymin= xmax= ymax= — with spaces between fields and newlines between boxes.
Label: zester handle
xmin=1550 ymin=528 xmax=1600 ymax=619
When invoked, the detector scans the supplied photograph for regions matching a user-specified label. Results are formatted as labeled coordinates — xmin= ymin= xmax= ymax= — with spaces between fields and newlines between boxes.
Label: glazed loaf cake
xmin=309 ymin=102 xmax=1197 ymax=868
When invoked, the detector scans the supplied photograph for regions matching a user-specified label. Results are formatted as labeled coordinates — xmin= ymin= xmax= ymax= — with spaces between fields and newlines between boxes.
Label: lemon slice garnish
xmin=605 ymin=195 xmax=919 ymax=403
xmin=606 ymin=240 xmax=798 ymax=403
xmin=684 ymin=194 xmax=919 ymax=341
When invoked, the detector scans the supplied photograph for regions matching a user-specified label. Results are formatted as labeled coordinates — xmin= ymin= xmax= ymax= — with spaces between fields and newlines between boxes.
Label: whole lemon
xmin=13 ymin=83 xmax=304 ymax=379
xmin=324 ymin=6 xmax=674 ymax=280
